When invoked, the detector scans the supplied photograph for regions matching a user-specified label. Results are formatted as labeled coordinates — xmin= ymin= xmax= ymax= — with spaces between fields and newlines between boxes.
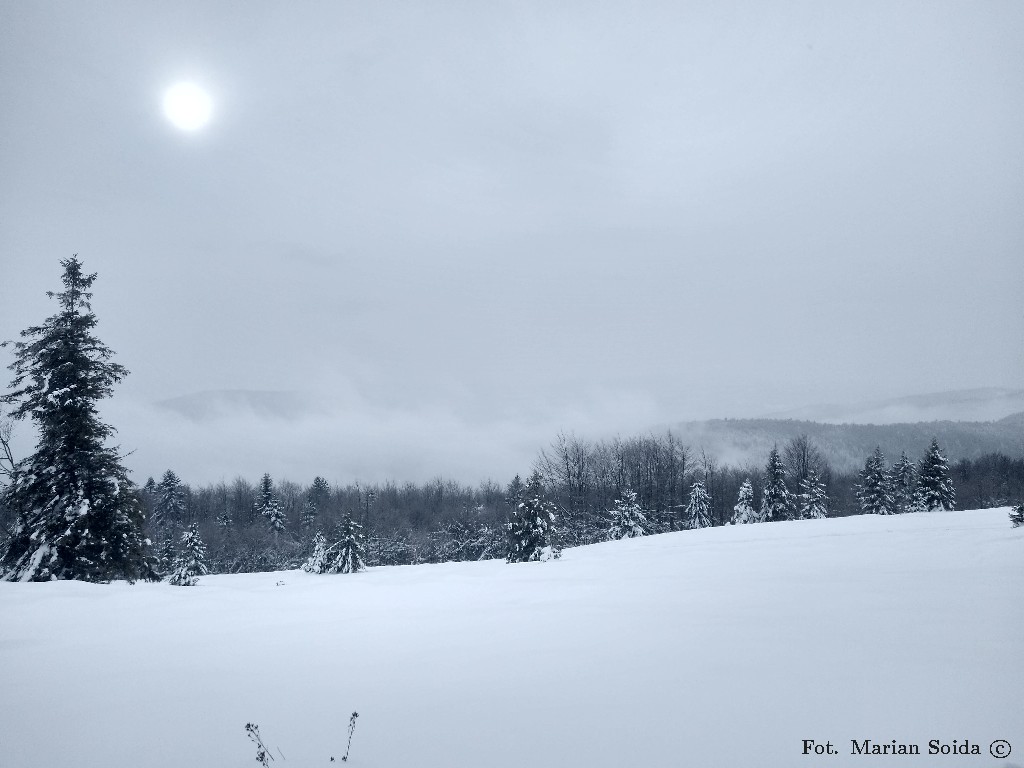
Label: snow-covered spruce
xmin=255 ymin=473 xmax=286 ymax=535
xmin=760 ymin=447 xmax=794 ymax=523
xmin=916 ymin=438 xmax=955 ymax=512
xmin=856 ymin=447 xmax=894 ymax=515
xmin=157 ymin=536 xmax=177 ymax=576
xmin=166 ymin=523 xmax=208 ymax=586
xmin=302 ymin=476 xmax=330 ymax=533
xmin=0 ymin=256 xmax=153 ymax=582
xmin=154 ymin=469 xmax=187 ymax=534
xmin=684 ymin=480 xmax=712 ymax=530
xmin=300 ymin=499 xmax=318 ymax=532
xmin=1010 ymin=504 xmax=1024 ymax=528
xmin=302 ymin=531 xmax=331 ymax=574
xmin=797 ymin=468 xmax=828 ymax=520
xmin=890 ymin=452 xmax=919 ymax=514
xmin=506 ymin=472 xmax=558 ymax=563
xmin=608 ymin=490 xmax=649 ymax=540
xmin=329 ymin=513 xmax=366 ymax=574
xmin=730 ymin=479 xmax=759 ymax=524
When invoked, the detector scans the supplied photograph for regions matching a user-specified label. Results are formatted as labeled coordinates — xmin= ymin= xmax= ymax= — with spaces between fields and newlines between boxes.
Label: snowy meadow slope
xmin=1 ymin=508 xmax=1021 ymax=768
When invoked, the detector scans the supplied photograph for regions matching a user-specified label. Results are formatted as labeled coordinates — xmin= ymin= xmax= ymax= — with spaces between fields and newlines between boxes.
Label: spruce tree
xmin=761 ymin=447 xmax=794 ymax=522
xmin=155 ymin=469 xmax=186 ymax=534
xmin=797 ymin=468 xmax=828 ymax=520
xmin=157 ymin=536 xmax=177 ymax=576
xmin=916 ymin=438 xmax=955 ymax=512
xmin=730 ymin=479 xmax=758 ymax=524
xmin=0 ymin=256 xmax=153 ymax=582
xmin=1010 ymin=504 xmax=1024 ymax=528
xmin=504 ymin=474 xmax=525 ymax=511
xmin=302 ymin=530 xmax=331 ymax=573
xmin=856 ymin=447 xmax=894 ymax=515
xmin=167 ymin=523 xmax=208 ymax=586
xmin=608 ymin=490 xmax=648 ymax=540
xmin=684 ymin=480 xmax=712 ymax=529
xmin=890 ymin=452 xmax=918 ymax=514
xmin=330 ymin=513 xmax=365 ymax=574
xmin=301 ymin=476 xmax=329 ymax=532
xmin=255 ymin=473 xmax=286 ymax=535
xmin=506 ymin=472 xmax=557 ymax=563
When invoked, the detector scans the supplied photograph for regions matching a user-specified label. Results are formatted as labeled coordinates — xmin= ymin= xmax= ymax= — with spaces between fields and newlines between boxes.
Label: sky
xmin=1 ymin=1 xmax=1022 ymax=486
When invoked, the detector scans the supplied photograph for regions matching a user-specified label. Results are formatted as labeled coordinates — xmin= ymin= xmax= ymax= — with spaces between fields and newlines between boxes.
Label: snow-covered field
xmin=1 ymin=508 xmax=1021 ymax=768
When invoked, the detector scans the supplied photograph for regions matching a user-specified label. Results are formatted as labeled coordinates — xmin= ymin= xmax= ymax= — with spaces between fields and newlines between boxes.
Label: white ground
xmin=1 ymin=508 xmax=1021 ymax=768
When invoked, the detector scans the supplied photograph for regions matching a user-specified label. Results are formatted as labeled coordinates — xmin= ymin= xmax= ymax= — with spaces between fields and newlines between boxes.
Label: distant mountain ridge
xmin=668 ymin=411 xmax=1024 ymax=472
xmin=761 ymin=387 xmax=1024 ymax=424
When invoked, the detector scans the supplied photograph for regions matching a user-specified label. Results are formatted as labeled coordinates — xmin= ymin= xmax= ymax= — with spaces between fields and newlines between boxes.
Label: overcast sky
xmin=1 ymin=1 xmax=1022 ymax=485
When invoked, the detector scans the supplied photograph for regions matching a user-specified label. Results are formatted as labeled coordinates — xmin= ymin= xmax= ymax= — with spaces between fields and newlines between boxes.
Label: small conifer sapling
xmin=684 ymin=480 xmax=712 ymax=529
xmin=167 ymin=523 xmax=208 ymax=586
xmin=608 ymin=490 xmax=648 ymax=540
xmin=506 ymin=472 xmax=558 ymax=562
xmin=330 ymin=514 xmax=366 ymax=574
xmin=730 ymin=479 xmax=758 ymax=524
xmin=761 ymin=447 xmax=794 ymax=522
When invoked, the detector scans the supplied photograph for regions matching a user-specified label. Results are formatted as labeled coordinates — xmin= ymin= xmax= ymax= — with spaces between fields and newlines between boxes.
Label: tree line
xmin=1 ymin=257 xmax=1022 ymax=582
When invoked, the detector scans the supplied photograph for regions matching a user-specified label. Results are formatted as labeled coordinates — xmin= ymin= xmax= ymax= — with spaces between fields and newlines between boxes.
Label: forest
xmin=1 ymin=257 xmax=1022 ymax=580
xmin=30 ymin=432 xmax=1015 ymax=575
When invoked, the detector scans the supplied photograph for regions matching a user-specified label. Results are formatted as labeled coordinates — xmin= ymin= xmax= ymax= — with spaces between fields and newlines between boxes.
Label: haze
xmin=1 ymin=1 xmax=1022 ymax=485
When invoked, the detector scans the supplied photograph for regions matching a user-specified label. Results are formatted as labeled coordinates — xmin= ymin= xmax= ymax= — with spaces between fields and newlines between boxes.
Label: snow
xmin=1 ymin=508 xmax=1021 ymax=767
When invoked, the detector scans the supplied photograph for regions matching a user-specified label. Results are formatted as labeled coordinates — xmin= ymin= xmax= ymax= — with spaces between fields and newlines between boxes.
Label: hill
xmin=1 ymin=508 xmax=1020 ymax=767
xmin=761 ymin=386 xmax=1024 ymax=424
xmin=668 ymin=412 xmax=1024 ymax=471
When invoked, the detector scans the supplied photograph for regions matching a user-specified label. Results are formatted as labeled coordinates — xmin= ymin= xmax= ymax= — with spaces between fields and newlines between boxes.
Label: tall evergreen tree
xmin=157 ymin=536 xmax=177 ymax=576
xmin=760 ymin=447 xmax=794 ymax=522
xmin=856 ymin=447 xmax=894 ymax=515
xmin=730 ymin=479 xmax=758 ymax=524
xmin=0 ymin=256 xmax=153 ymax=582
xmin=166 ymin=523 xmax=208 ymax=586
xmin=608 ymin=490 xmax=648 ymax=540
xmin=916 ymin=438 xmax=955 ymax=512
xmin=506 ymin=472 xmax=557 ymax=563
xmin=890 ymin=452 xmax=919 ymax=514
xmin=797 ymin=468 xmax=828 ymax=520
xmin=684 ymin=480 xmax=712 ymax=529
xmin=330 ymin=513 xmax=365 ymax=574
xmin=255 ymin=473 xmax=286 ymax=535
xmin=504 ymin=474 xmax=525 ymax=512
xmin=154 ymin=469 xmax=187 ymax=533
xmin=301 ymin=476 xmax=330 ymax=533
xmin=300 ymin=499 xmax=318 ymax=532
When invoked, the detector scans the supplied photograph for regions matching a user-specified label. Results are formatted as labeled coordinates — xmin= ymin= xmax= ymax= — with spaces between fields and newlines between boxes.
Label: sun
xmin=162 ymin=82 xmax=213 ymax=131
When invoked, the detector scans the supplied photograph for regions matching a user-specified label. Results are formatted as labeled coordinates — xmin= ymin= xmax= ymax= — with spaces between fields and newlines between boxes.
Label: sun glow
xmin=162 ymin=82 xmax=213 ymax=131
